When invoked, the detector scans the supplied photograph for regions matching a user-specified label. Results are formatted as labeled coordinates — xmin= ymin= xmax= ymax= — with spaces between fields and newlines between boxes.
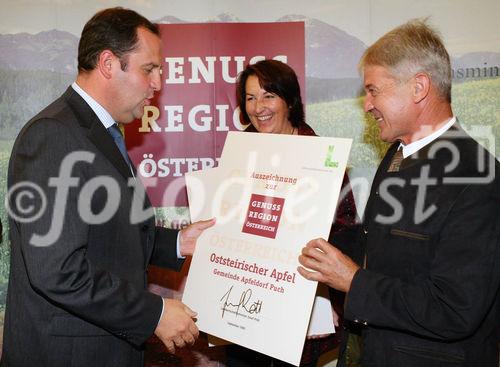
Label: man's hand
xmin=297 ymin=238 xmax=360 ymax=292
xmin=154 ymin=299 xmax=199 ymax=354
xmin=179 ymin=218 xmax=216 ymax=256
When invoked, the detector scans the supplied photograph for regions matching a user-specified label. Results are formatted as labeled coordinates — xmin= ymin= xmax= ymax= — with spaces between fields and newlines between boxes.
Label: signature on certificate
xmin=220 ymin=285 xmax=263 ymax=318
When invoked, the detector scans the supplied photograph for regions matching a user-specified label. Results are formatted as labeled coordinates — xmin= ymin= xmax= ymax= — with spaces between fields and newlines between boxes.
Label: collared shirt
xmin=71 ymin=82 xmax=116 ymax=130
xmin=400 ymin=116 xmax=456 ymax=158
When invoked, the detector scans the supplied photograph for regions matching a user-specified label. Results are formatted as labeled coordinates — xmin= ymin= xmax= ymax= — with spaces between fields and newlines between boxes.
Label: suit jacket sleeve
xmin=150 ymin=226 xmax=185 ymax=270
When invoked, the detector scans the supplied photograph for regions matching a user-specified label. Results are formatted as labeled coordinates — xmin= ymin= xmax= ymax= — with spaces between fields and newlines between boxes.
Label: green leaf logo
xmin=324 ymin=145 xmax=339 ymax=168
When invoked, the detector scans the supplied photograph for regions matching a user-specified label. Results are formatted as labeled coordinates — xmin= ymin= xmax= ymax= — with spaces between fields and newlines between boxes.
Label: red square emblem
xmin=242 ymin=194 xmax=285 ymax=239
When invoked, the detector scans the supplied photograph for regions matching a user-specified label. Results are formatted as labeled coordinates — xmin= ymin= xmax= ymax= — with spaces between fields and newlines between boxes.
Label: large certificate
xmin=182 ymin=132 xmax=351 ymax=365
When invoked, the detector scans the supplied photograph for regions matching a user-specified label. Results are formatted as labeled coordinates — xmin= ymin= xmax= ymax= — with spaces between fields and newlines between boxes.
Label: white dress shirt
xmin=400 ymin=116 xmax=457 ymax=158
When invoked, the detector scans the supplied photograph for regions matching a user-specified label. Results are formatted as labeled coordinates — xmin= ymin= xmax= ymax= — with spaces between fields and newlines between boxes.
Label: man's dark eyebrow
xmin=143 ymin=62 xmax=160 ymax=68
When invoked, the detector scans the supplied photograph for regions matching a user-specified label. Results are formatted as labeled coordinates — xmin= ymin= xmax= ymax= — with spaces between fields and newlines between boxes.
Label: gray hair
xmin=359 ymin=19 xmax=452 ymax=102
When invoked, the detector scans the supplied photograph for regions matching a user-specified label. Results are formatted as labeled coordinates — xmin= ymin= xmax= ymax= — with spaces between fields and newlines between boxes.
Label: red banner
xmin=126 ymin=22 xmax=305 ymax=206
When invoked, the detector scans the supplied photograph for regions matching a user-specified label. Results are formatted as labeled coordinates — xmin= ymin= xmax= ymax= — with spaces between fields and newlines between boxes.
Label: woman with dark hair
xmin=225 ymin=59 xmax=358 ymax=366
xmin=236 ymin=59 xmax=305 ymax=134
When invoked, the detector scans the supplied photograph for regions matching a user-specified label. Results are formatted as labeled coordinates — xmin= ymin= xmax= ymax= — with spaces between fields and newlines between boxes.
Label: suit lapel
xmin=64 ymin=87 xmax=134 ymax=180
xmin=87 ymin=122 xmax=134 ymax=180
xmin=366 ymin=123 xmax=463 ymax=224
xmin=362 ymin=143 xmax=399 ymax=222
xmin=64 ymin=87 xmax=157 ymax=265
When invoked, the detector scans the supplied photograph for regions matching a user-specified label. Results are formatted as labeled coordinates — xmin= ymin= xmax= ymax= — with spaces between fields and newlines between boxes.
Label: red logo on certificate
xmin=242 ymin=194 xmax=285 ymax=239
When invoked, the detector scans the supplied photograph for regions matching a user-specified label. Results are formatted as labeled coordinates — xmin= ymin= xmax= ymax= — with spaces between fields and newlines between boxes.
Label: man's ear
xmin=97 ymin=50 xmax=115 ymax=79
xmin=413 ymin=72 xmax=431 ymax=103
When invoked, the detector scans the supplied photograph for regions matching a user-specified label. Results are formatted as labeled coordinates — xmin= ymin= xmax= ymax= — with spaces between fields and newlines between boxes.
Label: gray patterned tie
xmin=387 ymin=148 xmax=404 ymax=172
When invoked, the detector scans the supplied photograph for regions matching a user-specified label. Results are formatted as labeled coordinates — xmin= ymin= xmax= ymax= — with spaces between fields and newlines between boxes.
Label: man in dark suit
xmin=2 ymin=7 xmax=214 ymax=367
xmin=298 ymin=19 xmax=500 ymax=367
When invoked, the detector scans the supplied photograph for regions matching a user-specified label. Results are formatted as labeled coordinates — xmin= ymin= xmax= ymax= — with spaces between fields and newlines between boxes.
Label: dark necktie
xmin=108 ymin=124 xmax=133 ymax=169
xmin=387 ymin=148 xmax=404 ymax=172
